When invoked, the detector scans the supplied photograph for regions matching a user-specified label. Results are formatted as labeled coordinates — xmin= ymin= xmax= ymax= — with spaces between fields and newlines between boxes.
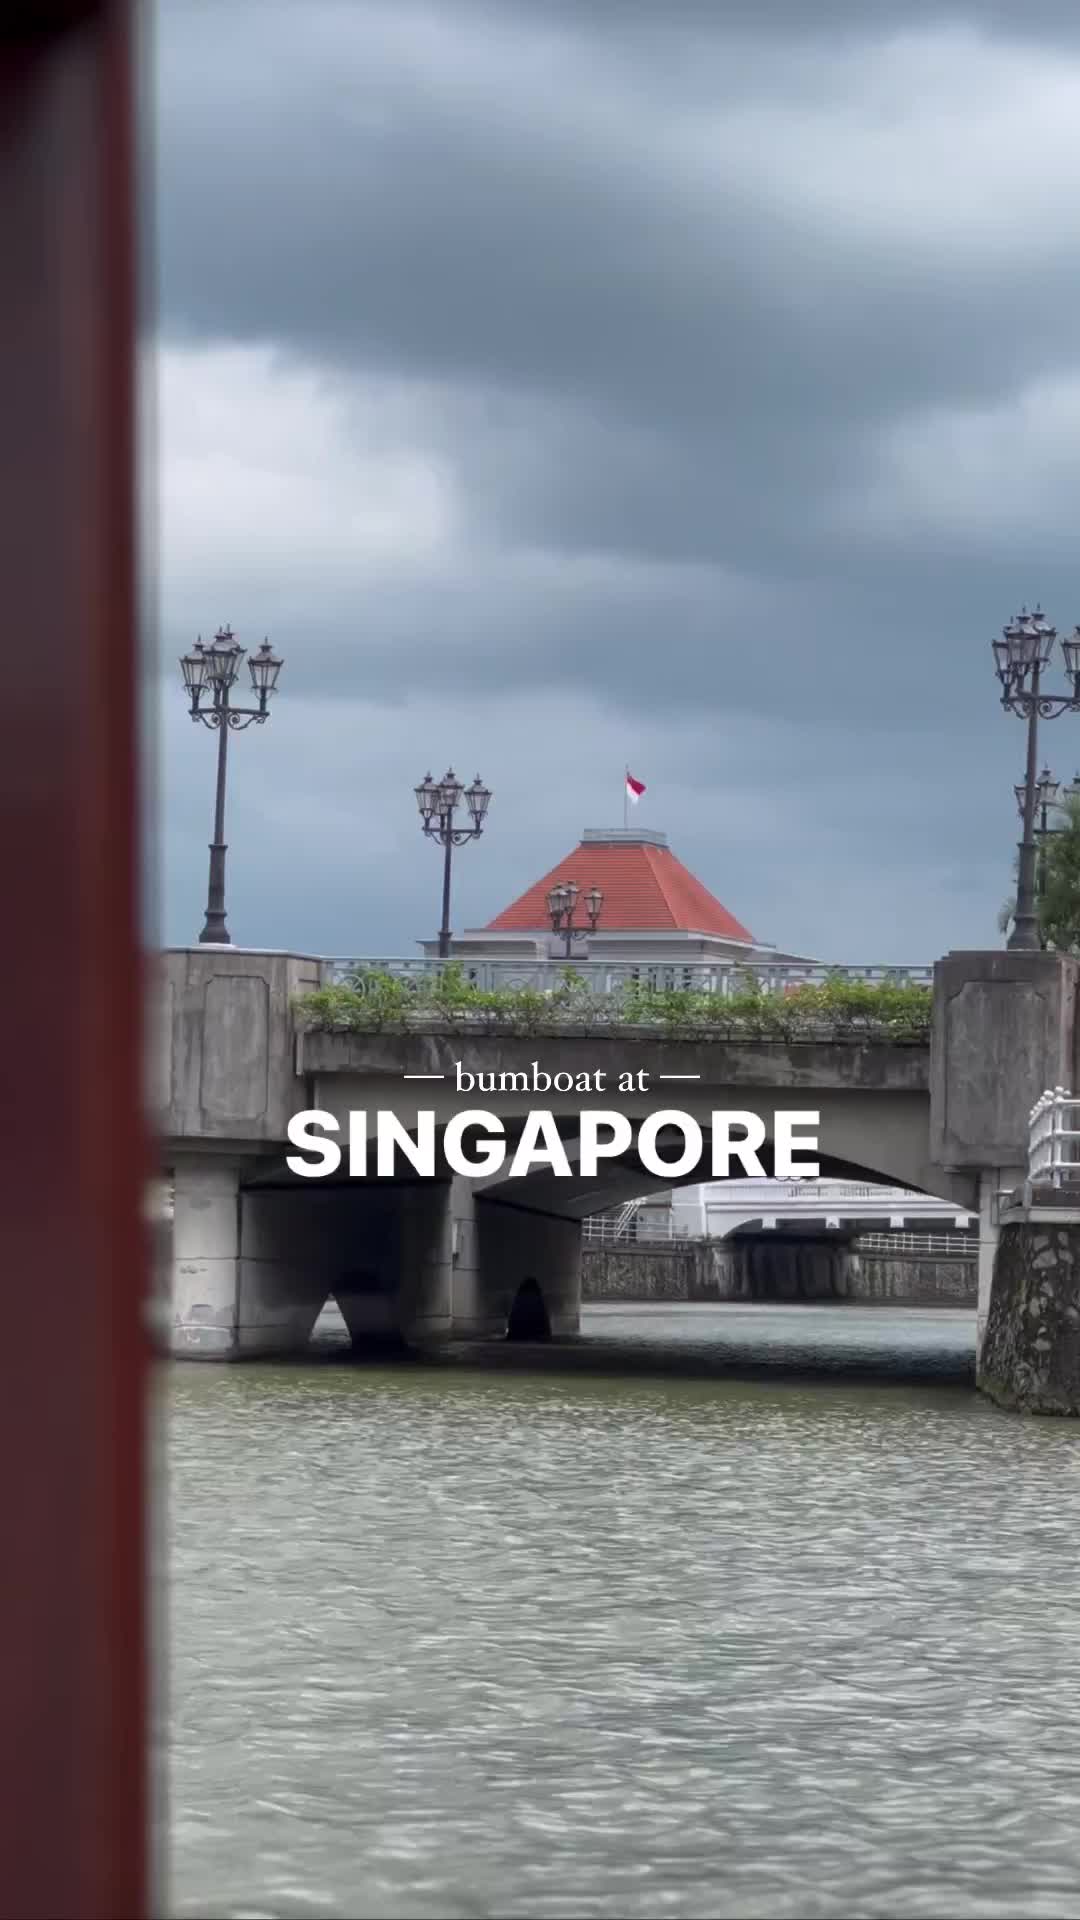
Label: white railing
xmin=690 ymin=1179 xmax=973 ymax=1226
xmin=856 ymin=1232 xmax=976 ymax=1257
xmin=582 ymin=1213 xmax=693 ymax=1246
xmin=687 ymin=1182 xmax=976 ymax=1228
xmin=607 ymin=1199 xmax=643 ymax=1239
xmin=1029 ymin=1087 xmax=1080 ymax=1187
xmin=588 ymin=1180 xmax=975 ymax=1247
xmin=322 ymin=957 xmax=933 ymax=996
xmin=581 ymin=1218 xmax=976 ymax=1254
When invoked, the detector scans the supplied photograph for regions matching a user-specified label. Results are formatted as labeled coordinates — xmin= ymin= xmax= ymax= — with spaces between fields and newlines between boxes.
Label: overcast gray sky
xmin=153 ymin=0 xmax=1080 ymax=962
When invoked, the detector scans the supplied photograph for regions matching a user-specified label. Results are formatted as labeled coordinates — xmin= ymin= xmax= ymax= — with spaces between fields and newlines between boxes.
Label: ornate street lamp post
xmin=994 ymin=607 xmax=1080 ymax=951
xmin=180 ymin=626 xmax=284 ymax=944
xmin=415 ymin=769 xmax=491 ymax=959
xmin=1014 ymin=766 xmax=1080 ymax=899
xmin=547 ymin=880 xmax=603 ymax=958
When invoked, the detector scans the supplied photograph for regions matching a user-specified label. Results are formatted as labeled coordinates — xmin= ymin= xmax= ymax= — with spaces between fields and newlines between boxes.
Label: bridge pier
xmin=475 ymin=1202 xmax=582 ymax=1339
xmin=169 ymin=1158 xmax=330 ymax=1358
xmin=343 ymin=1185 xmax=582 ymax=1345
xmin=979 ymin=1209 xmax=1080 ymax=1413
xmin=394 ymin=1178 xmax=471 ymax=1344
xmin=166 ymin=1162 xmax=469 ymax=1356
xmin=930 ymin=948 xmax=1080 ymax=1389
xmin=974 ymin=1171 xmax=1001 ymax=1360
xmin=163 ymin=1162 xmax=583 ymax=1358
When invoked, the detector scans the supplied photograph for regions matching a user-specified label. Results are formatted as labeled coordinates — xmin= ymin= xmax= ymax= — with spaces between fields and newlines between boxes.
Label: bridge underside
xmin=163 ymin=1108 xmax=979 ymax=1358
xmin=164 ymin=1158 xmax=584 ymax=1358
xmin=306 ymin=1076 xmax=966 ymax=1212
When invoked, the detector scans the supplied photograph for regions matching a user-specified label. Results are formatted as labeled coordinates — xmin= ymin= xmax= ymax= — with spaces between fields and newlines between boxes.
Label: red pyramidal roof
xmin=486 ymin=829 xmax=755 ymax=942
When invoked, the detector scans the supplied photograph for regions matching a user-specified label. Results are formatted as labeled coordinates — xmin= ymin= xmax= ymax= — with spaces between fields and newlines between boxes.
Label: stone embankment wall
xmin=855 ymin=1253 xmax=975 ymax=1307
xmin=584 ymin=1243 xmax=737 ymax=1304
xmin=979 ymin=1219 xmax=1080 ymax=1414
xmin=582 ymin=1241 xmax=976 ymax=1308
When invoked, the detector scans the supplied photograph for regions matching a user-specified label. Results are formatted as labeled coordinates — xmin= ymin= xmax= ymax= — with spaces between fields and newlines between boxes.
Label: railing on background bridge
xmin=1029 ymin=1088 xmax=1080 ymax=1188
xmin=582 ymin=1212 xmax=692 ymax=1246
xmin=582 ymin=1218 xmax=977 ymax=1255
xmin=324 ymin=957 xmax=934 ymax=995
xmin=855 ymin=1232 xmax=977 ymax=1257
xmin=696 ymin=1180 xmax=974 ymax=1223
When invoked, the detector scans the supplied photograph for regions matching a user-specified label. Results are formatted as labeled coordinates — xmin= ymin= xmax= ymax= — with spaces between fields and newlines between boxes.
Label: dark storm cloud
xmin=156 ymin=0 xmax=1080 ymax=577
xmin=158 ymin=2 xmax=1078 ymax=434
xmin=154 ymin=0 xmax=1080 ymax=957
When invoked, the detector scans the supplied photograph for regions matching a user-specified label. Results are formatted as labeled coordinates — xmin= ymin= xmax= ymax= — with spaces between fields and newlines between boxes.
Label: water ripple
xmin=165 ymin=1306 xmax=1080 ymax=1918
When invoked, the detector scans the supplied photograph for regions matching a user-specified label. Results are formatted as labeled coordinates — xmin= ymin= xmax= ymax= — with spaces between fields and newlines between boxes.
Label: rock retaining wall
xmin=582 ymin=1241 xmax=976 ymax=1308
xmin=979 ymin=1218 xmax=1080 ymax=1414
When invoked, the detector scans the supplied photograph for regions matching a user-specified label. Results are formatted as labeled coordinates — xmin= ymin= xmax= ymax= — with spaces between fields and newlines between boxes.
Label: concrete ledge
xmin=1000 ymin=1202 xmax=1080 ymax=1227
xmin=298 ymin=1027 xmax=929 ymax=1091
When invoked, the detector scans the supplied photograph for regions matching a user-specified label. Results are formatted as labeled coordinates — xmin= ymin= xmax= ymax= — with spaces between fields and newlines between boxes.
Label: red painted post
xmin=0 ymin=2 xmax=148 ymax=1915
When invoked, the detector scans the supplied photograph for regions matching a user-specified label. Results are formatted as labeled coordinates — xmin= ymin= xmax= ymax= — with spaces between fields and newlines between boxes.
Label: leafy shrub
xmin=293 ymin=966 xmax=931 ymax=1043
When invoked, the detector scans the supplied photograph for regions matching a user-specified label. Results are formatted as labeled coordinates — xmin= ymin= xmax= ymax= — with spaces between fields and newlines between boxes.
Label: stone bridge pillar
xmin=162 ymin=1160 xmax=582 ymax=1358
xmin=978 ymin=1207 xmax=1080 ymax=1414
xmin=474 ymin=1201 xmax=581 ymax=1339
xmin=168 ymin=1157 xmax=334 ymax=1357
xmin=930 ymin=949 xmax=1080 ymax=1374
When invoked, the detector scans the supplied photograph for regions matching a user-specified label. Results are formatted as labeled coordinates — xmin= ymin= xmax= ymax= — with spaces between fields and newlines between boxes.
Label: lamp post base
xmin=1007 ymin=913 xmax=1041 ymax=952
xmin=200 ymin=839 xmax=230 ymax=944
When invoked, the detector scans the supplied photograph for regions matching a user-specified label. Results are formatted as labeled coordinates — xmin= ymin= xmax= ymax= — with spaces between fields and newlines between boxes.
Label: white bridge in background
xmin=585 ymin=1180 xmax=975 ymax=1246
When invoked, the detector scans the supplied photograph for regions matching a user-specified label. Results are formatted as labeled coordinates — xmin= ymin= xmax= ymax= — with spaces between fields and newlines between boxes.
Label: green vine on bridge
xmin=294 ymin=966 xmax=931 ymax=1043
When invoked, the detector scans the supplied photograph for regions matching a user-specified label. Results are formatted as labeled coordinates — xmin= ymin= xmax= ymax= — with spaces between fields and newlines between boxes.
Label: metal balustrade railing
xmin=606 ymin=1200 xmax=643 ymax=1239
xmin=1029 ymin=1088 xmax=1080 ymax=1187
xmin=322 ymin=957 xmax=933 ymax=995
xmin=855 ymin=1232 xmax=976 ymax=1257
xmin=586 ymin=1181 xmax=976 ymax=1248
xmin=582 ymin=1217 xmax=977 ymax=1254
xmin=692 ymin=1180 xmax=974 ymax=1222
xmin=582 ymin=1213 xmax=692 ymax=1246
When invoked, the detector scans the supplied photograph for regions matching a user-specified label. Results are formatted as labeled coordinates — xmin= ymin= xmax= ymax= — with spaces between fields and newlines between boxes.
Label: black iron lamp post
xmin=547 ymin=880 xmax=603 ymax=958
xmin=1015 ymin=765 xmax=1060 ymax=900
xmin=1014 ymin=766 xmax=1080 ymax=899
xmin=415 ymin=769 xmax=491 ymax=959
xmin=181 ymin=626 xmax=284 ymax=944
xmin=994 ymin=607 xmax=1080 ymax=951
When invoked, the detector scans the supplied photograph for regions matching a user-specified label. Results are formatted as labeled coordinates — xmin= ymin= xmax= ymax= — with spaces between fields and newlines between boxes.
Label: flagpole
xmin=623 ymin=766 xmax=628 ymax=830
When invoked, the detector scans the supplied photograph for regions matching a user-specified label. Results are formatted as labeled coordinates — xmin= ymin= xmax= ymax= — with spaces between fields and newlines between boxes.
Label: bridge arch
xmin=463 ymin=1107 xmax=973 ymax=1223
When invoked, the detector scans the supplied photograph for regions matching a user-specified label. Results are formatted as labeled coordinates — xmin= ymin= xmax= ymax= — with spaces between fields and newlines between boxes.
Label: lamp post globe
xmin=416 ymin=767 xmax=491 ymax=959
xmin=547 ymin=879 xmax=604 ymax=957
xmin=994 ymin=606 xmax=1080 ymax=952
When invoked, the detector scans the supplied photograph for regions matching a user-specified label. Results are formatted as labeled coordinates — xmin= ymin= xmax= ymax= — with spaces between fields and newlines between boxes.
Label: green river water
xmin=166 ymin=1304 xmax=1080 ymax=1919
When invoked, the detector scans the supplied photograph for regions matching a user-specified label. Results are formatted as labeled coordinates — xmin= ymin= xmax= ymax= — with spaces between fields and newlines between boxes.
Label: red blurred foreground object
xmin=0 ymin=2 xmax=148 ymax=1916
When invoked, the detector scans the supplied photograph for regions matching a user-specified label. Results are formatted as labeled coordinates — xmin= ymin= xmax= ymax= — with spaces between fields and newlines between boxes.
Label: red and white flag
xmin=625 ymin=771 xmax=646 ymax=805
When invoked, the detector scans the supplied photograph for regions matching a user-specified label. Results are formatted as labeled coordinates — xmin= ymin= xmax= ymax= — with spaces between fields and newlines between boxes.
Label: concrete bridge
xmin=154 ymin=944 xmax=1080 ymax=1399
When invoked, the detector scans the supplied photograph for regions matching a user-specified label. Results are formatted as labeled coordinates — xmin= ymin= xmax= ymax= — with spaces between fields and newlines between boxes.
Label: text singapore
xmin=285 ymin=1109 xmax=821 ymax=1180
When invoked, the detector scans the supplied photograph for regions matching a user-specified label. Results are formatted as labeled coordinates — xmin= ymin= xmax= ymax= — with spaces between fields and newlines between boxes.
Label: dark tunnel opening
xmin=506 ymin=1278 xmax=552 ymax=1341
